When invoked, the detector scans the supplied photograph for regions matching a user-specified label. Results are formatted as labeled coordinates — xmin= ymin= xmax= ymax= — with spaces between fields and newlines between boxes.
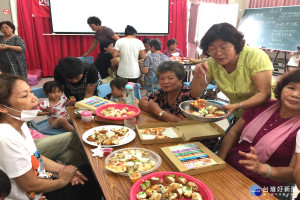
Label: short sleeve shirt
xmin=114 ymin=37 xmax=145 ymax=79
xmin=39 ymin=94 xmax=70 ymax=118
xmin=54 ymin=60 xmax=102 ymax=101
xmin=142 ymin=53 xmax=169 ymax=86
xmin=206 ymin=45 xmax=273 ymax=118
xmin=94 ymin=26 xmax=115 ymax=44
xmin=163 ymin=48 xmax=184 ymax=57
xmin=146 ymin=85 xmax=196 ymax=118
xmin=0 ymin=123 xmax=50 ymax=200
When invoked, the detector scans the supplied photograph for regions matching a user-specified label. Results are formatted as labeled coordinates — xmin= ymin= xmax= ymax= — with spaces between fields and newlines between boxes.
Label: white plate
xmin=82 ymin=125 xmax=136 ymax=147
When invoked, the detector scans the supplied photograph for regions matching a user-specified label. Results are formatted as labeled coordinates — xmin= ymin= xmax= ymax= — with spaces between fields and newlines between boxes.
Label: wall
xmin=0 ymin=0 xmax=18 ymax=34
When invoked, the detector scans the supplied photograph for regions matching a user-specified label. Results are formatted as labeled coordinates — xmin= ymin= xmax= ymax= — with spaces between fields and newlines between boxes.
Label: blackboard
xmin=238 ymin=6 xmax=300 ymax=52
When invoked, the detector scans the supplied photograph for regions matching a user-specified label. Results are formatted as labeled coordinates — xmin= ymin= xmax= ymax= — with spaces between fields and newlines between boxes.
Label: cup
xmin=80 ymin=111 xmax=93 ymax=122
xmin=102 ymin=148 xmax=113 ymax=158
xmin=124 ymin=117 xmax=136 ymax=130
xmin=129 ymin=172 xmax=141 ymax=183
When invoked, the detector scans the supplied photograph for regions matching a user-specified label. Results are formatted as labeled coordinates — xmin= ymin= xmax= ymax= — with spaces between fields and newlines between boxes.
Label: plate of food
xmin=179 ymin=99 xmax=226 ymax=122
xmin=82 ymin=125 xmax=136 ymax=147
xmin=95 ymin=104 xmax=140 ymax=120
xmin=129 ymin=171 xmax=214 ymax=200
xmin=139 ymin=127 xmax=180 ymax=140
xmin=105 ymin=148 xmax=161 ymax=176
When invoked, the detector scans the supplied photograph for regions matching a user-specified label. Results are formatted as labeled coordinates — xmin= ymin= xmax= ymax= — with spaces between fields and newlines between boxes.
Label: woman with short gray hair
xmin=141 ymin=39 xmax=169 ymax=87
xmin=139 ymin=61 xmax=196 ymax=122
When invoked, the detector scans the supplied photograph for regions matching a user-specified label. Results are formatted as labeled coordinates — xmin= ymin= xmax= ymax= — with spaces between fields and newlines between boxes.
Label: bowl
xmin=105 ymin=147 xmax=161 ymax=176
xmin=179 ymin=100 xmax=226 ymax=122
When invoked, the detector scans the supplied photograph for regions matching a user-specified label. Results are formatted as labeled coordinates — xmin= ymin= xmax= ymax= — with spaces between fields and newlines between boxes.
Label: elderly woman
xmin=0 ymin=21 xmax=27 ymax=77
xmin=218 ymin=70 xmax=300 ymax=191
xmin=141 ymin=39 xmax=169 ymax=88
xmin=0 ymin=73 xmax=102 ymax=200
xmin=163 ymin=39 xmax=184 ymax=58
xmin=190 ymin=23 xmax=273 ymax=119
xmin=139 ymin=61 xmax=196 ymax=122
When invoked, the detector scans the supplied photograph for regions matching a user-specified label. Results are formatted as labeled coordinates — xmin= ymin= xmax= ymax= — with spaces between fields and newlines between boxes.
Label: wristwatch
xmin=158 ymin=110 xmax=165 ymax=119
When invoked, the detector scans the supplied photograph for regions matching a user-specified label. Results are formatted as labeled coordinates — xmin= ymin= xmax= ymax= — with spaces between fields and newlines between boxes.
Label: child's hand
xmin=44 ymin=106 xmax=55 ymax=115
xmin=69 ymin=96 xmax=76 ymax=106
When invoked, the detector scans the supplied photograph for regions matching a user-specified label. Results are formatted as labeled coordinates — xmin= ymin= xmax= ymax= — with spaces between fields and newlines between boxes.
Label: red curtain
xmin=17 ymin=0 xmax=187 ymax=77
xmin=249 ymin=0 xmax=300 ymax=8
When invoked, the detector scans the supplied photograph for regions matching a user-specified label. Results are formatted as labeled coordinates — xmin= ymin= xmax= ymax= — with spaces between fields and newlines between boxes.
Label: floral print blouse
xmin=146 ymin=85 xmax=196 ymax=118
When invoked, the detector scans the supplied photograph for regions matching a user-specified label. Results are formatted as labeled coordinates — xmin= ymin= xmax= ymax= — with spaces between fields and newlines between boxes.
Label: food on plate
xmin=154 ymin=135 xmax=170 ymax=139
xmin=101 ymin=106 xmax=136 ymax=118
xmin=191 ymin=99 xmax=206 ymax=110
xmin=141 ymin=127 xmax=166 ymax=136
xmin=186 ymin=99 xmax=226 ymax=118
xmin=105 ymin=149 xmax=157 ymax=174
xmin=137 ymin=191 xmax=147 ymax=200
xmin=86 ymin=127 xmax=129 ymax=146
xmin=137 ymin=175 xmax=202 ymax=200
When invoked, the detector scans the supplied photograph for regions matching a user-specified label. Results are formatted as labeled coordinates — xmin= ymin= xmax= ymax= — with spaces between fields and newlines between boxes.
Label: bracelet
xmin=262 ymin=164 xmax=271 ymax=178
xmin=238 ymin=102 xmax=243 ymax=111
xmin=158 ymin=110 xmax=165 ymax=119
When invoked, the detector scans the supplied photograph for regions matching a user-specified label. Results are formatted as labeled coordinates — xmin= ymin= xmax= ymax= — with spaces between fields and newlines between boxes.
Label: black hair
xmin=143 ymin=38 xmax=151 ymax=44
xmin=43 ymin=81 xmax=63 ymax=95
xmin=0 ymin=73 xmax=25 ymax=107
xmin=156 ymin=61 xmax=185 ymax=81
xmin=200 ymin=23 xmax=245 ymax=57
xmin=0 ymin=169 xmax=11 ymax=198
xmin=167 ymin=39 xmax=177 ymax=47
xmin=87 ymin=16 xmax=101 ymax=26
xmin=0 ymin=21 xmax=15 ymax=34
xmin=150 ymin=39 xmax=162 ymax=51
xmin=125 ymin=25 xmax=137 ymax=36
xmin=274 ymin=69 xmax=300 ymax=100
xmin=110 ymin=77 xmax=128 ymax=90
xmin=56 ymin=57 xmax=84 ymax=79
xmin=100 ymin=40 xmax=113 ymax=53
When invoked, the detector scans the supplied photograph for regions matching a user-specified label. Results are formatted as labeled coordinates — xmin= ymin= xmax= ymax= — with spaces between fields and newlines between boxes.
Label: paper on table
xmin=140 ymin=127 xmax=179 ymax=139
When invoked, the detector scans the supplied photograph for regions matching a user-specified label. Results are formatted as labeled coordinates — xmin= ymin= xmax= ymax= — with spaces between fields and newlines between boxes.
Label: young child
xmin=38 ymin=81 xmax=76 ymax=132
xmin=109 ymin=77 xmax=128 ymax=102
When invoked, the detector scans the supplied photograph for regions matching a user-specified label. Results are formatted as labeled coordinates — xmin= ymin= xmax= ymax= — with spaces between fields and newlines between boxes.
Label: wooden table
xmin=68 ymin=106 xmax=277 ymax=200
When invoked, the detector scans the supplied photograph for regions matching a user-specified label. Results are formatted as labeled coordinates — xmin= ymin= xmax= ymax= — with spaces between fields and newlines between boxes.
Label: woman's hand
xmin=58 ymin=165 xmax=77 ymax=185
xmin=222 ymin=103 xmax=240 ymax=118
xmin=148 ymin=99 xmax=162 ymax=115
xmin=193 ymin=63 xmax=208 ymax=78
xmin=71 ymin=169 xmax=88 ymax=186
xmin=0 ymin=44 xmax=8 ymax=50
xmin=238 ymin=146 xmax=268 ymax=176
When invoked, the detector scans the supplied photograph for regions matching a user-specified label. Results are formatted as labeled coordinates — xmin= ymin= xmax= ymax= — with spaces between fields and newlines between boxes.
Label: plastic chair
xmin=31 ymin=87 xmax=67 ymax=135
xmin=97 ymin=83 xmax=142 ymax=100
xmin=143 ymin=72 xmax=160 ymax=95
xmin=183 ymin=81 xmax=218 ymax=100
xmin=76 ymin=56 xmax=94 ymax=64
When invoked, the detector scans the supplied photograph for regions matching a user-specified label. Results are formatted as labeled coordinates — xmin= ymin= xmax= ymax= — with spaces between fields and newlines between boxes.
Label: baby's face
xmin=47 ymin=87 xmax=62 ymax=100
xmin=111 ymin=86 xmax=124 ymax=98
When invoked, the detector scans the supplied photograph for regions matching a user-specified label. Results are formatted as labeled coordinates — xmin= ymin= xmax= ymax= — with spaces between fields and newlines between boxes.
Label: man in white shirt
xmin=113 ymin=25 xmax=146 ymax=82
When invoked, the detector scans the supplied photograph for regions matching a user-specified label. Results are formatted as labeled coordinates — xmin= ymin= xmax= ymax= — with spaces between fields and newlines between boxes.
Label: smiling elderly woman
xmin=138 ymin=61 xmax=196 ymax=122
xmin=190 ymin=23 xmax=273 ymax=119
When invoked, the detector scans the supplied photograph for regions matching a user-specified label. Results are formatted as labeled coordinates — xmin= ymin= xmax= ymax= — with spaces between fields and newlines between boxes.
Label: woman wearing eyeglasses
xmin=190 ymin=23 xmax=273 ymax=119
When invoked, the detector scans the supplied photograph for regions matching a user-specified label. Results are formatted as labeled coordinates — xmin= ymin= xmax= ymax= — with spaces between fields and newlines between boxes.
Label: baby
xmin=109 ymin=77 xmax=129 ymax=102
xmin=38 ymin=81 xmax=75 ymax=132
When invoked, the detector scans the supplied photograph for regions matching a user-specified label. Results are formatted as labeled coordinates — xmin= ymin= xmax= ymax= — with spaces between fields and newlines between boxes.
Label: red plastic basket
xmin=95 ymin=104 xmax=140 ymax=120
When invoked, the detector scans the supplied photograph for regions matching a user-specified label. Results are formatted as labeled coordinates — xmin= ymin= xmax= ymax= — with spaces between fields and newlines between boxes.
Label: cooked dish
xmin=86 ymin=127 xmax=129 ymax=146
xmin=101 ymin=107 xmax=136 ymax=118
xmin=186 ymin=99 xmax=225 ymax=118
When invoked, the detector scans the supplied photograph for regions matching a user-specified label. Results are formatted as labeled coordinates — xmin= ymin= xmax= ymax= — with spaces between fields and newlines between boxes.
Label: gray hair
xmin=156 ymin=61 xmax=185 ymax=80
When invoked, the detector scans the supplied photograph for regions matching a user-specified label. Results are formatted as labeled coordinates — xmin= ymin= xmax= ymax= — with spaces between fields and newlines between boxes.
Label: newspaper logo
xmin=250 ymin=185 xmax=262 ymax=196
xmin=39 ymin=0 xmax=49 ymax=6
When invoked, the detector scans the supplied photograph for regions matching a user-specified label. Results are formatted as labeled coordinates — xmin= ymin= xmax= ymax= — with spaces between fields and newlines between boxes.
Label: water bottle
xmin=125 ymin=84 xmax=134 ymax=105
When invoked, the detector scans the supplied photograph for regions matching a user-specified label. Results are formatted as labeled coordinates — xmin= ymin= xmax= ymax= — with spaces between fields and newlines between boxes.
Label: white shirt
xmin=0 ymin=123 xmax=46 ymax=200
xmin=287 ymin=54 xmax=300 ymax=67
xmin=114 ymin=37 xmax=145 ymax=78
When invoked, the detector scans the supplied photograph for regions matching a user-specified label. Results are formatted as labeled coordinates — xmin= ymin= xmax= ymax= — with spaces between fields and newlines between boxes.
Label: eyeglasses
xmin=207 ymin=44 xmax=233 ymax=56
